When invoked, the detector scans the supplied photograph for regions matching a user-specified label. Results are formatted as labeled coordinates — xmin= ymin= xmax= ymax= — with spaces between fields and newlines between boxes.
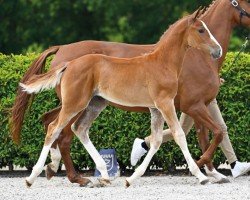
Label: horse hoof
xmin=25 ymin=179 xmax=32 ymax=188
xmin=88 ymin=179 xmax=111 ymax=188
xmin=125 ymin=179 xmax=130 ymax=188
xmin=79 ymin=179 xmax=92 ymax=187
xmin=214 ymin=177 xmax=230 ymax=184
xmin=45 ymin=165 xmax=56 ymax=180
xmin=98 ymin=178 xmax=111 ymax=186
xmin=200 ymin=178 xmax=210 ymax=185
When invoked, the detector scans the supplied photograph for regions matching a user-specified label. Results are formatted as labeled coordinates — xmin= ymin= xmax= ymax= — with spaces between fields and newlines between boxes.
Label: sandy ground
xmin=0 ymin=173 xmax=249 ymax=200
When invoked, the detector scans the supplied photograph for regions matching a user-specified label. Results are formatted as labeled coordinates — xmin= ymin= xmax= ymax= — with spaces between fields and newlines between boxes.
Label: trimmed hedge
xmin=0 ymin=52 xmax=249 ymax=171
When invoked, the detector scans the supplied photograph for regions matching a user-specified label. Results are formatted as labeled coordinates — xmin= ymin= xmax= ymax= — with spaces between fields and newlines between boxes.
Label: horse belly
xmin=98 ymin=86 xmax=154 ymax=107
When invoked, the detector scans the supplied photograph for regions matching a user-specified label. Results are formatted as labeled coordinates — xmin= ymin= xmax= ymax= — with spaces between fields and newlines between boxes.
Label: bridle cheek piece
xmin=231 ymin=0 xmax=250 ymax=24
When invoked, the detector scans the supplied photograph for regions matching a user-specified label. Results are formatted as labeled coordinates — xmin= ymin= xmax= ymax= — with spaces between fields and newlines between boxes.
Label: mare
xmin=19 ymin=11 xmax=222 ymax=187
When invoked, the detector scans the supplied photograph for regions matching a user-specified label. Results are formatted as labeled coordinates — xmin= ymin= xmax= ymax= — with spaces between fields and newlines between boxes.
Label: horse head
xmin=187 ymin=8 xmax=222 ymax=59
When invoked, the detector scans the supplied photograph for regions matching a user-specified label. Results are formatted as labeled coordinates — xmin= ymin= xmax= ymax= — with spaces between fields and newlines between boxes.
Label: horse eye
xmin=198 ymin=29 xmax=205 ymax=34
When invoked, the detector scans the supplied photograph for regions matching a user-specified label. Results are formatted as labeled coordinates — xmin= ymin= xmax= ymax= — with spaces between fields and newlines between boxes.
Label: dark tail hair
xmin=10 ymin=46 xmax=60 ymax=144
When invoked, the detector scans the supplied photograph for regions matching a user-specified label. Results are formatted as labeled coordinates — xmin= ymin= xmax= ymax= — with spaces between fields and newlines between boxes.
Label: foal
xmin=20 ymin=12 xmax=221 ymax=187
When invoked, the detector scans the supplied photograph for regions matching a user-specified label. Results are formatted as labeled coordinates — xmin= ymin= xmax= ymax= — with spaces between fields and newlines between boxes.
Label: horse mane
xmin=157 ymin=15 xmax=190 ymax=45
xmin=200 ymin=0 xmax=220 ymax=19
xmin=158 ymin=1 xmax=223 ymax=44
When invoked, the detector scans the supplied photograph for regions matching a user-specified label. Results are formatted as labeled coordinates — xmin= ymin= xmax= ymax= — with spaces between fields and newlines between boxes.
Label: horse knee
xmin=173 ymin=128 xmax=186 ymax=141
xmin=71 ymin=120 xmax=87 ymax=134
xmin=214 ymin=129 xmax=223 ymax=143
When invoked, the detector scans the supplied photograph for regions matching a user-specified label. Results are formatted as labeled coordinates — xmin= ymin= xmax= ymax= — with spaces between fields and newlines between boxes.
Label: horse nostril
xmin=217 ymin=48 xmax=222 ymax=57
xmin=218 ymin=49 xmax=222 ymax=57
xmin=211 ymin=49 xmax=220 ymax=59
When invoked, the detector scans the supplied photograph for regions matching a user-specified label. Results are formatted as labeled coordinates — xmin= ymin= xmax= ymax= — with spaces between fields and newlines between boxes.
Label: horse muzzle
xmin=211 ymin=47 xmax=222 ymax=59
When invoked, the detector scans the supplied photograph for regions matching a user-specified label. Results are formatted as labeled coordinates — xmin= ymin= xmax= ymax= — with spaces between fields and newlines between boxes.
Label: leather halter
xmin=230 ymin=0 xmax=250 ymax=24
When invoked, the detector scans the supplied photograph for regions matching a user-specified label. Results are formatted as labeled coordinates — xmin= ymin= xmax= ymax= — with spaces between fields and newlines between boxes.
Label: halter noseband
xmin=230 ymin=0 xmax=250 ymax=24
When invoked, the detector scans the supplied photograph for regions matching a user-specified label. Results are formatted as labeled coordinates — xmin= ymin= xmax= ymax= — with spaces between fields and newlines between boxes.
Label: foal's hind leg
xmin=41 ymin=108 xmax=62 ymax=179
xmin=42 ymin=108 xmax=89 ymax=186
xmin=26 ymin=95 xmax=93 ymax=187
xmin=126 ymin=108 xmax=164 ymax=186
xmin=26 ymin=110 xmax=78 ymax=187
xmin=46 ymin=144 xmax=61 ymax=179
xmin=71 ymin=96 xmax=110 ymax=184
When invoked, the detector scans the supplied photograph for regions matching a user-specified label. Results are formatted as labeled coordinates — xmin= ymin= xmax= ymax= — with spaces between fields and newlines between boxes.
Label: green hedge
xmin=0 ymin=52 xmax=249 ymax=171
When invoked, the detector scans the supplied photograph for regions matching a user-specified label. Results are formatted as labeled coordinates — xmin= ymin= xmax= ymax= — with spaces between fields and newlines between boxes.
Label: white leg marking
xmin=48 ymin=146 xmax=62 ymax=172
xmin=26 ymin=145 xmax=51 ymax=185
xmin=205 ymin=166 xmax=228 ymax=182
xmin=127 ymin=147 xmax=158 ymax=184
xmin=127 ymin=108 xmax=164 ymax=185
xmin=157 ymin=100 xmax=208 ymax=184
xmin=78 ymin=132 xmax=109 ymax=179
xmin=173 ymin=125 xmax=208 ymax=183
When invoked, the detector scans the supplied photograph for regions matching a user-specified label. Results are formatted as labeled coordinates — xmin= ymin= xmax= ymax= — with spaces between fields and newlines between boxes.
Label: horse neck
xmin=202 ymin=0 xmax=236 ymax=70
xmin=153 ymin=20 xmax=189 ymax=76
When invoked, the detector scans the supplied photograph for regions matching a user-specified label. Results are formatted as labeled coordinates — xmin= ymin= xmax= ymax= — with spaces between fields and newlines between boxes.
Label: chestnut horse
xmin=11 ymin=0 xmax=250 ymax=186
xmin=19 ymin=10 xmax=222 ymax=187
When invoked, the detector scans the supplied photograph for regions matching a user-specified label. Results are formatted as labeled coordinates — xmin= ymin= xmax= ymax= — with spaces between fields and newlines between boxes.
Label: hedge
xmin=0 ymin=52 xmax=249 ymax=171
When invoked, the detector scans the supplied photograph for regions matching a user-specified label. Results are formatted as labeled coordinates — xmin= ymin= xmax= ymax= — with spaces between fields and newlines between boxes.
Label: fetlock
xmin=45 ymin=164 xmax=56 ymax=180
xmin=68 ymin=173 xmax=91 ymax=186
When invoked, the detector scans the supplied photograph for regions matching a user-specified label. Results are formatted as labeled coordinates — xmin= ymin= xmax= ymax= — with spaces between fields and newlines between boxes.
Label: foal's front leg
xmin=126 ymin=108 xmax=164 ymax=186
xmin=156 ymin=99 xmax=209 ymax=184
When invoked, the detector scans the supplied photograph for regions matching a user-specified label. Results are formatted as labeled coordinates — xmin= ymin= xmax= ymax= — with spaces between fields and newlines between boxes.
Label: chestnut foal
xmin=20 ymin=12 xmax=222 ymax=187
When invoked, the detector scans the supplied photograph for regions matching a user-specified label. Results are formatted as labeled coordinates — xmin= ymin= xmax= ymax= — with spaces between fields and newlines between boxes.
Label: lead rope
xmin=230 ymin=35 xmax=249 ymax=68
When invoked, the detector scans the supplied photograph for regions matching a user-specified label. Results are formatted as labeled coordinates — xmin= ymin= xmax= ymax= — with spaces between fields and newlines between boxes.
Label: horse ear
xmin=201 ymin=6 xmax=207 ymax=15
xmin=190 ymin=6 xmax=203 ymax=24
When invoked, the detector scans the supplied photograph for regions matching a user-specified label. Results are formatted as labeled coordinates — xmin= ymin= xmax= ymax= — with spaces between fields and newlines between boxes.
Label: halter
xmin=230 ymin=0 xmax=250 ymax=24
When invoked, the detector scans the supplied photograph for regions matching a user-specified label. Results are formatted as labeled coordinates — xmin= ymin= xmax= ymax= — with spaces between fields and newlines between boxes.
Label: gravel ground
xmin=0 ymin=173 xmax=249 ymax=200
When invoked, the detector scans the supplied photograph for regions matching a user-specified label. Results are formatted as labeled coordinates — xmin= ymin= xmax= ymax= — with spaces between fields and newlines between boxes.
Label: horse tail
xmin=19 ymin=63 xmax=68 ymax=94
xmin=11 ymin=46 xmax=60 ymax=144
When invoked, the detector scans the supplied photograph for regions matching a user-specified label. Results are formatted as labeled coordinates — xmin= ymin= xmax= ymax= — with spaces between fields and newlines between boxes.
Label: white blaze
xmin=201 ymin=20 xmax=223 ymax=57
